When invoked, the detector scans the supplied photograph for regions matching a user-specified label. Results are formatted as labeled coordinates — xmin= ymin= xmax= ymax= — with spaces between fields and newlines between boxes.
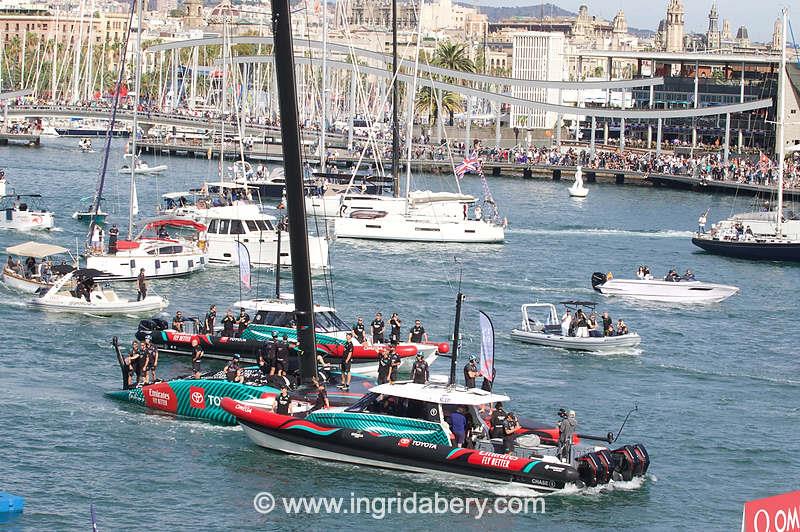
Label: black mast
xmin=449 ymin=291 xmax=464 ymax=386
xmin=391 ymin=0 xmax=400 ymax=197
xmin=271 ymin=0 xmax=316 ymax=384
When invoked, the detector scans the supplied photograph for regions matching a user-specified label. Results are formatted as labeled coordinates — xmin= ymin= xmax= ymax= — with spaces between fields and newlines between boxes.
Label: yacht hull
xmin=510 ymin=330 xmax=640 ymax=352
xmin=334 ymin=215 xmax=504 ymax=243
xmin=593 ymin=277 xmax=739 ymax=303
xmin=691 ymin=237 xmax=800 ymax=262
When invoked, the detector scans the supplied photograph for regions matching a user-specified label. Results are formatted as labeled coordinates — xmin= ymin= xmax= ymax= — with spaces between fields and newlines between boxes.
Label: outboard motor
xmin=612 ymin=444 xmax=650 ymax=481
xmin=591 ymin=272 xmax=607 ymax=291
xmin=576 ymin=449 xmax=615 ymax=487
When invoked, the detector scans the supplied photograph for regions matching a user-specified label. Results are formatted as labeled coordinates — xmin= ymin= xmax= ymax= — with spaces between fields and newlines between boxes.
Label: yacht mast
xmin=391 ymin=0 xmax=399 ymax=197
xmin=776 ymin=8 xmax=788 ymax=237
xmin=271 ymin=0 xmax=317 ymax=383
xmin=320 ymin=0 xmax=328 ymax=172
xmin=128 ymin=0 xmax=144 ymax=239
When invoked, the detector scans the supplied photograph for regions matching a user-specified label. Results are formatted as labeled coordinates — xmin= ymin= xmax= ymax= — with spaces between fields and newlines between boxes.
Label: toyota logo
xmin=191 ymin=391 xmax=204 ymax=404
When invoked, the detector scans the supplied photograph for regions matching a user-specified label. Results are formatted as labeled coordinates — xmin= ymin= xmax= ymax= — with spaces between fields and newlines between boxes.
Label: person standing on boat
xmin=108 ymin=224 xmax=119 ymax=254
xmin=274 ymin=385 xmax=292 ymax=415
xmin=136 ymin=269 xmax=147 ymax=301
xmin=387 ymin=344 xmax=402 ymax=383
xmin=490 ymin=403 xmax=508 ymax=439
xmin=561 ymin=309 xmax=572 ymax=337
xmin=616 ymin=319 xmax=629 ymax=336
xmin=408 ymin=320 xmax=428 ymax=343
xmin=449 ymin=406 xmax=468 ymax=448
xmin=172 ymin=311 xmax=184 ymax=332
xmin=236 ymin=308 xmax=250 ymax=337
xmin=411 ymin=353 xmax=429 ymax=384
xmin=463 ymin=355 xmax=480 ymax=388
xmin=558 ymin=410 xmax=577 ymax=462
xmin=338 ymin=333 xmax=354 ymax=391
xmin=127 ymin=340 xmax=143 ymax=387
xmin=274 ymin=335 xmax=290 ymax=377
xmin=371 ymin=312 xmax=385 ymax=344
xmin=225 ymin=354 xmax=244 ymax=383
xmin=502 ymin=412 xmax=520 ymax=455
xmin=146 ymin=337 xmax=159 ymax=383
xmin=191 ymin=340 xmax=204 ymax=379
xmin=221 ymin=310 xmax=236 ymax=337
xmin=698 ymin=209 xmax=708 ymax=234
xmin=90 ymin=224 xmax=101 ymax=253
xmin=204 ymin=305 xmax=217 ymax=334
xmin=309 ymin=383 xmax=329 ymax=413
xmin=601 ymin=311 xmax=613 ymax=337
xmin=267 ymin=332 xmax=279 ymax=376
xmin=352 ymin=317 xmax=366 ymax=344
xmin=389 ymin=313 xmax=402 ymax=344
xmin=377 ymin=349 xmax=391 ymax=385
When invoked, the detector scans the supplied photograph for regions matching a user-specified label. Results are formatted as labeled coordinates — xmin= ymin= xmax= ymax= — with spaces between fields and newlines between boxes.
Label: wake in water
xmin=511 ymin=227 xmax=694 ymax=239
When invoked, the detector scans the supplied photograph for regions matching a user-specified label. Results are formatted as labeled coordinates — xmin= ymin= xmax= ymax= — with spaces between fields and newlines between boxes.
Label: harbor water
xmin=0 ymin=139 xmax=797 ymax=530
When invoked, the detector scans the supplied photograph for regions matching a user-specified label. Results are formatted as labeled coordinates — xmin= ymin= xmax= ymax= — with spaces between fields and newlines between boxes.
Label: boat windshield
xmin=345 ymin=392 xmax=441 ymax=422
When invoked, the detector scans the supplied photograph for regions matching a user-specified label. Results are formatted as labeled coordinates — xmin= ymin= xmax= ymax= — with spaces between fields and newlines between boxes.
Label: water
xmin=1 ymin=138 xmax=797 ymax=531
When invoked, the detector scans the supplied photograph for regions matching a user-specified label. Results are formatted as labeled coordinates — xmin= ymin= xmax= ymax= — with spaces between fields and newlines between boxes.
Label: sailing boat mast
xmin=776 ymin=7 xmax=787 ymax=237
xmin=128 ymin=0 xmax=144 ymax=239
xmin=271 ymin=0 xmax=317 ymax=384
xmin=391 ymin=0 xmax=400 ymax=197
xmin=320 ymin=0 xmax=328 ymax=172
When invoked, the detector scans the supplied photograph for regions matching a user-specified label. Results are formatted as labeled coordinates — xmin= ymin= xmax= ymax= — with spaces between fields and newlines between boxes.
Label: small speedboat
xmin=119 ymin=155 xmax=167 ymax=175
xmin=591 ymin=270 xmax=739 ymax=304
xmin=29 ymin=269 xmax=168 ymax=315
xmin=568 ymin=166 xmax=589 ymax=198
xmin=72 ymin=209 xmax=109 ymax=224
xmin=0 ymin=193 xmax=55 ymax=231
xmin=511 ymin=302 xmax=640 ymax=352
xmin=78 ymin=138 xmax=93 ymax=152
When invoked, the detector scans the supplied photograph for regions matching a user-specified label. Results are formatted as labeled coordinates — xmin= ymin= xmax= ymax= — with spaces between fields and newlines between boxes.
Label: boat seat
xmin=543 ymin=324 xmax=562 ymax=334
xmin=103 ymin=291 xmax=118 ymax=302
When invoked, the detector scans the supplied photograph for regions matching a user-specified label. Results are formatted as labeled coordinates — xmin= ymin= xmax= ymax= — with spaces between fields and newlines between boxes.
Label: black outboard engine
xmin=577 ymin=449 xmax=615 ymax=487
xmin=612 ymin=444 xmax=650 ymax=481
xmin=591 ymin=272 xmax=607 ymax=291
xmin=137 ymin=317 xmax=168 ymax=334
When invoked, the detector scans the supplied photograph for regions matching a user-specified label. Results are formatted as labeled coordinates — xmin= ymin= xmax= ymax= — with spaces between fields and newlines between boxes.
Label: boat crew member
xmin=682 ymin=269 xmax=696 ymax=281
xmin=371 ymin=312 xmax=385 ymax=344
xmin=664 ymin=269 xmax=680 ymax=282
xmin=225 ymin=354 xmax=244 ymax=383
xmin=480 ymin=368 xmax=496 ymax=393
xmin=601 ymin=311 xmax=613 ymax=337
xmin=221 ymin=310 xmax=236 ymax=338
xmin=142 ymin=336 xmax=157 ymax=384
xmin=127 ymin=340 xmax=143 ymax=387
xmin=352 ymin=317 xmax=366 ymax=344
xmin=411 ymin=353 xmax=429 ymax=384
xmin=408 ymin=320 xmax=428 ymax=343
xmin=157 ymin=225 xmax=169 ymax=239
xmin=274 ymin=385 xmax=292 ymax=415
xmin=502 ymin=412 xmax=520 ymax=455
xmin=449 ymin=406 xmax=468 ymax=448
xmin=136 ymin=268 xmax=147 ymax=301
xmin=204 ymin=305 xmax=217 ymax=334
xmin=389 ymin=313 xmax=402 ymax=344
xmin=267 ymin=332 xmax=279 ymax=376
xmin=25 ymin=256 xmax=36 ymax=278
xmin=560 ymin=309 xmax=571 ymax=337
xmin=616 ymin=319 xmax=629 ymax=336
xmin=474 ymin=205 xmax=482 ymax=221
xmin=172 ymin=311 xmax=184 ymax=332
xmin=236 ymin=308 xmax=250 ymax=337
xmin=557 ymin=410 xmax=577 ymax=461
xmin=463 ymin=355 xmax=480 ymax=388
xmin=377 ymin=350 xmax=392 ymax=385
xmin=257 ymin=348 xmax=270 ymax=376
xmin=108 ymin=224 xmax=119 ymax=254
xmin=574 ymin=309 xmax=589 ymax=338
xmin=587 ymin=313 xmax=602 ymax=337
xmin=388 ymin=344 xmax=401 ymax=383
xmin=274 ymin=335 xmax=290 ymax=377
xmin=489 ymin=403 xmax=508 ymax=439
xmin=90 ymin=224 xmax=101 ymax=253
xmin=309 ymin=383 xmax=329 ymax=413
xmin=191 ymin=340 xmax=204 ymax=378
xmin=338 ymin=332 xmax=354 ymax=391
xmin=698 ymin=210 xmax=708 ymax=234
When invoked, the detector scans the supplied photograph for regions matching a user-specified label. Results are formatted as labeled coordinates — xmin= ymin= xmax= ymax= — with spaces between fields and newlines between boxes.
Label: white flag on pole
xmin=478 ymin=311 xmax=495 ymax=382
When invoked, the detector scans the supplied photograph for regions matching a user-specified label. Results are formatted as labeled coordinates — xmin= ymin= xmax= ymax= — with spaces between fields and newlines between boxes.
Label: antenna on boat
xmin=448 ymin=263 xmax=464 ymax=387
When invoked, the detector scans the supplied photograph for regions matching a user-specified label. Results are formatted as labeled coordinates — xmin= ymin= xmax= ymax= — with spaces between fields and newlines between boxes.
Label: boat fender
xmin=437 ymin=342 xmax=450 ymax=354
xmin=591 ymin=272 xmax=607 ymax=290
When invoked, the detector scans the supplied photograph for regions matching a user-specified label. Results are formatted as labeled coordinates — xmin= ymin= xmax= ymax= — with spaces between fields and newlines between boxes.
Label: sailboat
xmin=692 ymin=9 xmax=800 ymax=262
xmin=331 ymin=7 xmax=505 ymax=244
xmin=84 ymin=1 xmax=207 ymax=280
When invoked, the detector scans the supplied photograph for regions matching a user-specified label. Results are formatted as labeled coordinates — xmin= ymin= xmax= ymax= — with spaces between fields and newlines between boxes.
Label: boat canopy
xmin=559 ymin=300 xmax=597 ymax=308
xmin=408 ymin=190 xmax=476 ymax=205
xmin=161 ymin=191 xmax=193 ymax=200
xmin=368 ymin=382 xmax=510 ymax=406
xmin=6 ymin=241 xmax=69 ymax=258
xmin=143 ymin=219 xmax=207 ymax=232
xmin=234 ymin=297 xmax=336 ymax=314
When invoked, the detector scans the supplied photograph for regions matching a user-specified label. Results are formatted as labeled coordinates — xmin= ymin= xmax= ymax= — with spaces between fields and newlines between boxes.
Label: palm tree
xmin=415 ymin=86 xmax=463 ymax=127
xmin=430 ymin=41 xmax=475 ymax=126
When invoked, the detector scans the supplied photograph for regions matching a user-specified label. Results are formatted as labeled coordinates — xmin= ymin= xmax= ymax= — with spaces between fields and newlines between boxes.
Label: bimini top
xmin=559 ymin=300 xmax=597 ymax=307
xmin=368 ymin=382 xmax=510 ymax=406
xmin=143 ymin=219 xmax=207 ymax=232
xmin=6 ymin=241 xmax=69 ymax=258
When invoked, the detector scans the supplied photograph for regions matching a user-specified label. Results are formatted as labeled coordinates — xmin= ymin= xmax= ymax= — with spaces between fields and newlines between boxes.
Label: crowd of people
xmin=560 ymin=307 xmax=629 ymax=338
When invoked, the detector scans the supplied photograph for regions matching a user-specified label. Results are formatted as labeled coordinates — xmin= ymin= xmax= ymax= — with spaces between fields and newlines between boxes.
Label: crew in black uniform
xmin=463 ymin=355 xmax=480 ymax=388
xmin=127 ymin=340 xmax=143 ymax=387
xmin=502 ymin=412 xmax=520 ymax=455
xmin=108 ymin=224 xmax=119 ymax=254
xmin=377 ymin=350 xmax=391 ymax=385
xmin=204 ymin=304 xmax=217 ymax=334
xmin=274 ymin=335 xmax=290 ymax=377
xmin=352 ymin=317 xmax=366 ymax=344
xmin=408 ymin=320 xmax=428 ymax=343
xmin=143 ymin=336 xmax=158 ymax=384
xmin=191 ymin=340 xmax=204 ymax=378
xmin=309 ymin=383 xmax=329 ymax=412
xmin=371 ymin=312 xmax=385 ymax=344
xmin=410 ymin=353 xmax=429 ymax=384
xmin=338 ymin=332 xmax=354 ymax=391
xmin=274 ymin=385 xmax=292 ymax=415
xmin=236 ymin=308 xmax=250 ymax=337
xmin=257 ymin=348 xmax=270 ymax=376
xmin=225 ymin=354 xmax=244 ymax=383
xmin=489 ymin=403 xmax=508 ymax=438
xmin=172 ymin=311 xmax=184 ymax=332
xmin=267 ymin=332 xmax=279 ymax=375
xmin=221 ymin=310 xmax=236 ymax=338
xmin=389 ymin=313 xmax=402 ymax=344
xmin=388 ymin=344 xmax=401 ymax=383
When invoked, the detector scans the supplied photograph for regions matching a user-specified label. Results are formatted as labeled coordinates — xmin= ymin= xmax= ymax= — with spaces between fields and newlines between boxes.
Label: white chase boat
xmin=591 ymin=270 xmax=739 ymax=303
xmin=2 ymin=241 xmax=75 ymax=293
xmin=511 ymin=302 xmax=640 ymax=352
xmin=29 ymin=269 xmax=168 ymax=315
xmin=0 ymin=193 xmax=55 ymax=231
xmin=569 ymin=166 xmax=589 ymax=198
xmin=118 ymin=154 xmax=168 ymax=175
xmin=85 ymin=219 xmax=208 ymax=280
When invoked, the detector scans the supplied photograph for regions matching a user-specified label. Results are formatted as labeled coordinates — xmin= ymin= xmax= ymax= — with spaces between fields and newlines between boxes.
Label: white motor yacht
xmin=591 ymin=270 xmax=739 ymax=303
xmin=0 ymin=193 xmax=55 ymax=231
